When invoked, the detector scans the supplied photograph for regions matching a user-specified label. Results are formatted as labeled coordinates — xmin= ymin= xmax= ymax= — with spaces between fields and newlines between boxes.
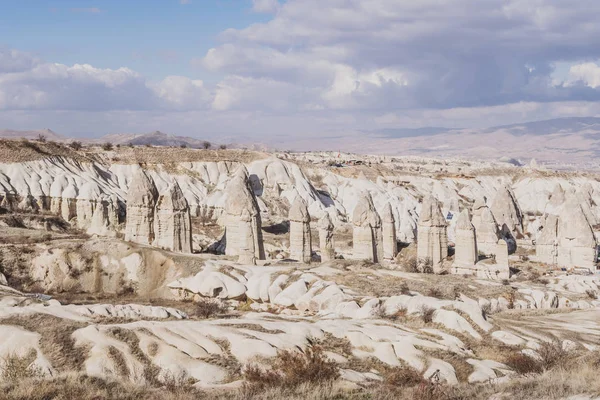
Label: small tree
xmin=102 ymin=142 xmax=113 ymax=151
xmin=37 ymin=134 xmax=47 ymax=143
xmin=180 ymin=143 xmax=187 ymax=148
xmin=202 ymin=141 xmax=211 ymax=150
xmin=219 ymin=144 xmax=227 ymax=150
xmin=69 ymin=141 xmax=83 ymax=150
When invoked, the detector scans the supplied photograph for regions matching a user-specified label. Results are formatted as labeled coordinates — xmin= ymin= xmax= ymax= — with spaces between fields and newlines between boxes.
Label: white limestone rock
xmin=417 ymin=196 xmax=448 ymax=268
xmin=224 ymin=167 xmax=265 ymax=264
xmin=289 ymin=197 xmax=312 ymax=263
xmin=352 ymin=192 xmax=383 ymax=262
xmin=453 ymin=209 xmax=478 ymax=267
xmin=153 ymin=182 xmax=193 ymax=253
xmin=318 ymin=213 xmax=335 ymax=262
xmin=381 ymin=202 xmax=398 ymax=260
xmin=124 ymin=170 xmax=159 ymax=246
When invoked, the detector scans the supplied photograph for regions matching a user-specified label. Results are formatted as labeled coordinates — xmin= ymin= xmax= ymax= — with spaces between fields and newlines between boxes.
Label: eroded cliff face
xmin=0 ymin=145 xmax=599 ymax=267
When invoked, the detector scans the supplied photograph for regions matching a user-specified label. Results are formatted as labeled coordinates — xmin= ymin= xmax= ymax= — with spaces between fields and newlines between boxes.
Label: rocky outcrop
xmin=224 ymin=167 xmax=265 ymax=264
xmin=473 ymin=207 xmax=500 ymax=256
xmin=546 ymin=184 xmax=565 ymax=216
xmin=536 ymin=214 xmax=559 ymax=265
xmin=289 ymin=197 xmax=312 ymax=263
xmin=417 ymin=196 xmax=448 ymax=268
xmin=318 ymin=213 xmax=335 ymax=262
xmin=124 ymin=170 xmax=159 ymax=246
xmin=153 ymin=182 xmax=193 ymax=253
xmin=493 ymin=239 xmax=510 ymax=279
xmin=557 ymin=196 xmax=597 ymax=269
xmin=454 ymin=209 xmax=477 ymax=267
xmin=352 ymin=192 xmax=383 ymax=262
xmin=381 ymin=203 xmax=398 ymax=260
xmin=490 ymin=186 xmax=524 ymax=239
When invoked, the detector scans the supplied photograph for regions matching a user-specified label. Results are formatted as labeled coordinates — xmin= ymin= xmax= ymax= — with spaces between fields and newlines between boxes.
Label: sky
xmin=2 ymin=0 xmax=600 ymax=143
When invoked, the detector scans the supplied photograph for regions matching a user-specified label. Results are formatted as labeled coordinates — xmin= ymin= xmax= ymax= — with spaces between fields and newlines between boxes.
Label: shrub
xmin=420 ymin=305 xmax=436 ymax=323
xmin=202 ymin=141 xmax=211 ymax=150
xmin=192 ymin=299 xmax=227 ymax=319
xmin=537 ymin=339 xmax=569 ymax=370
xmin=406 ymin=257 xmax=419 ymax=273
xmin=102 ymin=142 xmax=113 ymax=151
xmin=400 ymin=281 xmax=411 ymax=295
xmin=36 ymin=134 xmax=47 ymax=143
xmin=383 ymin=366 xmax=426 ymax=387
xmin=0 ymin=351 xmax=42 ymax=382
xmin=505 ymin=352 xmax=543 ymax=375
xmin=421 ymin=257 xmax=434 ymax=274
xmin=69 ymin=141 xmax=83 ymax=150
xmin=180 ymin=143 xmax=187 ymax=148
xmin=586 ymin=289 xmax=598 ymax=300
xmin=219 ymin=144 xmax=227 ymax=150
xmin=243 ymin=345 xmax=339 ymax=391
xmin=427 ymin=288 xmax=443 ymax=298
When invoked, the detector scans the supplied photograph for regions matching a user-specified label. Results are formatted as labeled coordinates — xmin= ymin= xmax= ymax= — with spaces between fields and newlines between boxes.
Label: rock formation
xmin=124 ymin=170 xmax=159 ymax=246
xmin=153 ymin=182 xmax=193 ymax=253
xmin=318 ymin=213 xmax=335 ymax=262
xmin=536 ymin=214 xmax=559 ymax=265
xmin=417 ymin=196 xmax=448 ymax=268
xmin=224 ymin=167 xmax=265 ymax=264
xmin=490 ymin=186 xmax=524 ymax=239
xmin=288 ymin=197 xmax=312 ymax=263
xmin=453 ymin=209 xmax=477 ymax=267
xmin=381 ymin=202 xmax=398 ymax=260
xmin=471 ymin=196 xmax=487 ymax=228
xmin=352 ymin=192 xmax=383 ymax=262
xmin=546 ymin=184 xmax=565 ymax=215
xmin=557 ymin=196 xmax=597 ymax=269
xmin=493 ymin=239 xmax=510 ymax=279
xmin=473 ymin=207 xmax=500 ymax=255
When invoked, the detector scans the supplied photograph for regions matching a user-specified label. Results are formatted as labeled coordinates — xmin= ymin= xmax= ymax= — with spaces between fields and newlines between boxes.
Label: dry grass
xmin=243 ymin=345 xmax=339 ymax=393
xmin=0 ymin=314 xmax=88 ymax=372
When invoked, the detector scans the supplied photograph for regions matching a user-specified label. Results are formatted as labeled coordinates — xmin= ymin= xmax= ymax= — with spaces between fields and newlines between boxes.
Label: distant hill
xmin=0 ymin=128 xmax=66 ymax=142
xmin=94 ymin=131 xmax=214 ymax=148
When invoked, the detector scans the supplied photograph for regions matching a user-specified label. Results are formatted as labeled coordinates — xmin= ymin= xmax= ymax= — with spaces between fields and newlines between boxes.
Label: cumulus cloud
xmin=202 ymin=0 xmax=600 ymax=112
xmin=0 ymin=50 xmax=212 ymax=111
xmin=252 ymin=0 xmax=280 ymax=14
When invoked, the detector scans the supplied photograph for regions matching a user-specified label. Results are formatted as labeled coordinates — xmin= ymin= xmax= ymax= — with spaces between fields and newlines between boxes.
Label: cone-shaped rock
xmin=318 ymin=213 xmax=335 ymax=262
xmin=453 ymin=209 xmax=477 ymax=266
xmin=154 ymin=182 xmax=193 ymax=253
xmin=417 ymin=196 xmax=448 ymax=267
xmin=125 ymin=170 xmax=159 ymax=245
xmin=352 ymin=192 xmax=383 ymax=262
xmin=557 ymin=195 xmax=597 ymax=269
xmin=381 ymin=203 xmax=398 ymax=260
xmin=536 ymin=214 xmax=559 ymax=265
xmin=473 ymin=206 xmax=500 ymax=255
xmin=546 ymin=183 xmax=565 ymax=215
xmin=490 ymin=186 xmax=524 ymax=239
xmin=289 ymin=197 xmax=312 ymax=263
xmin=224 ymin=167 xmax=265 ymax=264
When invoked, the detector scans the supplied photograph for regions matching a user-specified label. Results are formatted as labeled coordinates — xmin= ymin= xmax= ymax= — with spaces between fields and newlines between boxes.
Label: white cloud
xmin=565 ymin=62 xmax=600 ymax=88
xmin=252 ymin=0 xmax=279 ymax=14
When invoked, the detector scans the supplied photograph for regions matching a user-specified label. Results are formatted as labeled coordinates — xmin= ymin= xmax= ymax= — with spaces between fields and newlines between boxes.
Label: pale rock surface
xmin=490 ymin=186 xmax=524 ymax=239
xmin=473 ymin=206 xmax=500 ymax=255
xmin=493 ymin=240 xmax=510 ymax=279
xmin=168 ymin=262 xmax=246 ymax=300
xmin=536 ymin=214 xmax=559 ymax=265
xmin=351 ymin=192 xmax=383 ymax=262
xmin=318 ymin=213 xmax=335 ymax=262
xmin=224 ymin=167 xmax=265 ymax=264
xmin=453 ymin=209 xmax=478 ymax=267
xmin=381 ymin=202 xmax=398 ymax=260
xmin=557 ymin=195 xmax=597 ymax=269
xmin=417 ymin=196 xmax=448 ymax=268
xmin=288 ymin=197 xmax=312 ymax=263
xmin=153 ymin=182 xmax=193 ymax=253
xmin=124 ymin=170 xmax=159 ymax=245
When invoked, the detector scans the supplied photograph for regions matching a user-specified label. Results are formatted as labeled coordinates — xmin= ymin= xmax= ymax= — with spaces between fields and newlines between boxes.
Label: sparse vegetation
xmin=202 ymin=141 xmax=212 ymax=150
xmin=69 ymin=141 xmax=83 ymax=150
xmin=243 ymin=345 xmax=339 ymax=393
xmin=102 ymin=142 xmax=114 ymax=151
xmin=192 ymin=298 xmax=228 ymax=319
xmin=419 ymin=305 xmax=436 ymax=323
xmin=219 ymin=144 xmax=227 ymax=150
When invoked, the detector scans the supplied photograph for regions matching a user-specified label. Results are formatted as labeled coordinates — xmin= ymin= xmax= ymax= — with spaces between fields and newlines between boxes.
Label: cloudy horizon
xmin=3 ymin=0 xmax=600 ymax=143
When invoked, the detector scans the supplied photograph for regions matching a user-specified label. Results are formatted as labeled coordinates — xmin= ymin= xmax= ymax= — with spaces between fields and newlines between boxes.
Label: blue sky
xmin=2 ymin=0 xmax=600 ymax=143
xmin=0 ymin=0 xmax=263 ymax=81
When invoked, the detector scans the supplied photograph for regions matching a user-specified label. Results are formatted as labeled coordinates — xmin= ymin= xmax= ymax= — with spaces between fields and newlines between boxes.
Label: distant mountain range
xmin=3 ymin=117 xmax=600 ymax=168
